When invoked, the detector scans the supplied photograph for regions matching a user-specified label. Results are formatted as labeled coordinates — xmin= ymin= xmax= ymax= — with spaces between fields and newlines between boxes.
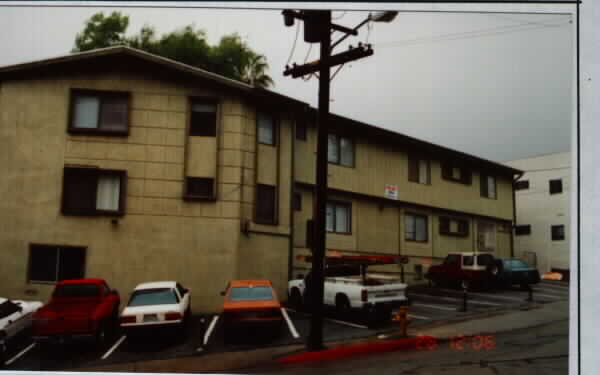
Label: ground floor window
xmin=28 ymin=244 xmax=86 ymax=283
xmin=326 ymin=201 xmax=352 ymax=233
xmin=405 ymin=213 xmax=428 ymax=242
xmin=551 ymin=225 xmax=565 ymax=241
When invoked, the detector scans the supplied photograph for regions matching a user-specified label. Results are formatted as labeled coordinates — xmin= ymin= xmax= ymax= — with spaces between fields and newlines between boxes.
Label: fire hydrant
xmin=392 ymin=306 xmax=411 ymax=337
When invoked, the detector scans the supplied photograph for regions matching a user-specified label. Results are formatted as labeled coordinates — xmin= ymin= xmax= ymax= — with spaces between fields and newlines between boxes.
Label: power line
xmin=374 ymin=19 xmax=570 ymax=49
xmin=286 ymin=22 xmax=301 ymax=66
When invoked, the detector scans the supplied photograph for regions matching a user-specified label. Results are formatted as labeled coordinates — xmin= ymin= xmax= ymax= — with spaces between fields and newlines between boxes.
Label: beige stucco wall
xmin=0 ymin=72 xmax=290 ymax=312
xmin=295 ymin=127 xmax=514 ymax=221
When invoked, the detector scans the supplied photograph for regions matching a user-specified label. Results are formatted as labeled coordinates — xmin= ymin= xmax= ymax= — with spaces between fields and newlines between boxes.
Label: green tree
xmin=73 ymin=11 xmax=130 ymax=52
xmin=72 ymin=12 xmax=274 ymax=88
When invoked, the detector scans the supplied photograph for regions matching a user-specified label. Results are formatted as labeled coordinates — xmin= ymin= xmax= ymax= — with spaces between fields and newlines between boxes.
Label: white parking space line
xmin=281 ymin=308 xmax=300 ymax=339
xmin=326 ymin=317 xmax=368 ymax=329
xmin=203 ymin=315 xmax=219 ymax=346
xmin=4 ymin=342 xmax=36 ymax=366
xmin=421 ymin=295 xmax=502 ymax=307
xmin=534 ymin=286 xmax=569 ymax=294
xmin=408 ymin=313 xmax=431 ymax=320
xmin=413 ymin=303 xmax=456 ymax=312
xmin=285 ymin=308 xmax=368 ymax=329
xmin=531 ymin=292 xmax=565 ymax=299
xmin=101 ymin=335 xmax=126 ymax=360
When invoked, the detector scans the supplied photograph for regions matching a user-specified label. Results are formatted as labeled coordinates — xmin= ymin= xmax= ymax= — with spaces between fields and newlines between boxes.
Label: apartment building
xmin=0 ymin=47 xmax=521 ymax=311
xmin=505 ymin=152 xmax=571 ymax=279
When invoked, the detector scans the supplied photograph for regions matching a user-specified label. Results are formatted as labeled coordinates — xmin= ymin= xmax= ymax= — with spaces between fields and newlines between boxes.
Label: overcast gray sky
xmin=0 ymin=6 xmax=573 ymax=162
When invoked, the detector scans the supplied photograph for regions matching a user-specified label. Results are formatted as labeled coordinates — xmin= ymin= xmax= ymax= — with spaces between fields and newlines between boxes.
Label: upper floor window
xmin=257 ymin=112 xmax=277 ymax=145
xmin=326 ymin=201 xmax=351 ymax=233
xmin=405 ymin=213 xmax=428 ymax=242
xmin=184 ymin=177 xmax=215 ymax=200
xmin=28 ymin=244 xmax=86 ymax=283
xmin=549 ymin=179 xmax=563 ymax=195
xmin=551 ymin=224 xmax=565 ymax=241
xmin=439 ymin=216 xmax=469 ymax=237
xmin=515 ymin=224 xmax=531 ymax=236
xmin=69 ymin=89 xmax=129 ymax=135
xmin=328 ymin=134 xmax=354 ymax=167
xmin=296 ymin=120 xmax=307 ymax=141
xmin=441 ymin=164 xmax=472 ymax=185
xmin=255 ymin=184 xmax=277 ymax=224
xmin=62 ymin=166 xmax=126 ymax=216
xmin=480 ymin=174 xmax=497 ymax=199
xmin=189 ymin=100 xmax=217 ymax=137
xmin=515 ymin=180 xmax=529 ymax=191
xmin=408 ymin=156 xmax=430 ymax=184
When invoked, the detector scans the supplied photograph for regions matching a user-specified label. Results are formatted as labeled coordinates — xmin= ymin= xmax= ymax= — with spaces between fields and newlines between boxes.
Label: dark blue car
xmin=494 ymin=258 xmax=541 ymax=289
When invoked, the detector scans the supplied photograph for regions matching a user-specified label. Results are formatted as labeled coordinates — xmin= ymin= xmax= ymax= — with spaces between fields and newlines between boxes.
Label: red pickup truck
xmin=32 ymin=278 xmax=120 ymax=346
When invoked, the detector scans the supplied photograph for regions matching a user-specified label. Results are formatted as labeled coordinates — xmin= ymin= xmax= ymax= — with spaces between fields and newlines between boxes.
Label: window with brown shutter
xmin=255 ymin=184 xmax=277 ymax=224
xmin=62 ymin=167 xmax=126 ymax=216
xmin=441 ymin=163 xmax=471 ymax=185
xmin=408 ymin=157 xmax=419 ymax=183
xmin=69 ymin=89 xmax=129 ymax=135
xmin=439 ymin=216 xmax=469 ymax=237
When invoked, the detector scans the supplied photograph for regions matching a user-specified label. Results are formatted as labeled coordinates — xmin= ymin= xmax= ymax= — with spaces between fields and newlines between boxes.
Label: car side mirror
xmin=111 ymin=289 xmax=118 ymax=295
xmin=220 ymin=291 xmax=226 ymax=296
xmin=183 ymin=288 xmax=189 ymax=295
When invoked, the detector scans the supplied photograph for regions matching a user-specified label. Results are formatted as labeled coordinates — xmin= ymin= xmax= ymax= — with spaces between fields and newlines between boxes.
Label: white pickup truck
xmin=288 ymin=263 xmax=408 ymax=325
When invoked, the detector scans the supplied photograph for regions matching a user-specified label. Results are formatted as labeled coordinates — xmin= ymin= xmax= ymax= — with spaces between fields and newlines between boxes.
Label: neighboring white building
xmin=505 ymin=152 xmax=571 ymax=278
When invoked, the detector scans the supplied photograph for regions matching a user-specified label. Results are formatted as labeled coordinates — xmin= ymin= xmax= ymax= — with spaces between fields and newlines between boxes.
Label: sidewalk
xmin=78 ymin=300 xmax=568 ymax=373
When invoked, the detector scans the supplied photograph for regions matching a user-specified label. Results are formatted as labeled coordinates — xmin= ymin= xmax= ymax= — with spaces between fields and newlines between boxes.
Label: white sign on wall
xmin=384 ymin=184 xmax=398 ymax=200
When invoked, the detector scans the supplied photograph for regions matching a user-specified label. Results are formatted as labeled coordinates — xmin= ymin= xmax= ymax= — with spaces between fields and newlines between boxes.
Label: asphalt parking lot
xmin=2 ymin=280 xmax=569 ymax=371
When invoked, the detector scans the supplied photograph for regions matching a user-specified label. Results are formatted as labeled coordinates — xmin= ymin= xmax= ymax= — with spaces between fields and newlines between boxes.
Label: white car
xmin=1 ymin=297 xmax=43 ymax=362
xmin=119 ymin=281 xmax=191 ymax=337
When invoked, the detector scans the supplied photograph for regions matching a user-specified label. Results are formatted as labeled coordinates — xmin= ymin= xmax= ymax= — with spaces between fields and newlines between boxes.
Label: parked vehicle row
xmin=425 ymin=252 xmax=540 ymax=290
xmin=1 ymin=297 xmax=43 ymax=363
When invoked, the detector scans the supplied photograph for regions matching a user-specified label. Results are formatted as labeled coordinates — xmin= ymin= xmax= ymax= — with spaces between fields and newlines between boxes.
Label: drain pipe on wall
xmin=511 ymin=171 xmax=525 ymax=258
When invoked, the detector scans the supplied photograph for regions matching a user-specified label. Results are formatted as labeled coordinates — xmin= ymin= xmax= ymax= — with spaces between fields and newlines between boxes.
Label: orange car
xmin=221 ymin=280 xmax=283 ymax=342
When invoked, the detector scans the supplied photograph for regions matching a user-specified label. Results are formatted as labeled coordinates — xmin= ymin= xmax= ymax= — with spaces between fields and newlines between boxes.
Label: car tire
xmin=335 ymin=295 xmax=351 ymax=318
xmin=95 ymin=321 xmax=108 ymax=347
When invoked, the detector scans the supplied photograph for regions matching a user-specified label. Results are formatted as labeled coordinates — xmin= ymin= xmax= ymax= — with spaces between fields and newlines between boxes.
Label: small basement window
xmin=28 ymin=244 xmax=86 ymax=283
xmin=184 ymin=177 xmax=215 ymax=200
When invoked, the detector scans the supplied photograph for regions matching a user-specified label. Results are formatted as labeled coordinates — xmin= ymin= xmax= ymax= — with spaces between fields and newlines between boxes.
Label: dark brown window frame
xmin=549 ymin=179 xmax=563 ymax=195
xmin=183 ymin=177 xmax=216 ymax=201
xmin=68 ymin=89 xmax=130 ymax=136
xmin=255 ymin=184 xmax=278 ymax=225
xmin=515 ymin=224 xmax=532 ymax=236
xmin=515 ymin=180 xmax=529 ymax=191
xmin=441 ymin=163 xmax=472 ymax=185
xmin=295 ymin=119 xmax=307 ymax=141
xmin=326 ymin=200 xmax=352 ymax=234
xmin=188 ymin=98 xmax=219 ymax=137
xmin=551 ymin=224 xmax=565 ymax=241
xmin=293 ymin=192 xmax=302 ymax=211
xmin=61 ymin=166 xmax=127 ymax=216
xmin=27 ymin=244 xmax=87 ymax=284
xmin=480 ymin=174 xmax=498 ymax=200
xmin=405 ymin=212 xmax=429 ymax=243
xmin=439 ymin=216 xmax=469 ymax=237
xmin=257 ymin=111 xmax=278 ymax=146
xmin=327 ymin=134 xmax=355 ymax=168
xmin=408 ymin=155 xmax=431 ymax=185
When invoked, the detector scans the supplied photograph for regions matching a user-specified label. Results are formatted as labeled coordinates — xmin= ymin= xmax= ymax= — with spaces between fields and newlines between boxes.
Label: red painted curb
xmin=278 ymin=336 xmax=430 ymax=364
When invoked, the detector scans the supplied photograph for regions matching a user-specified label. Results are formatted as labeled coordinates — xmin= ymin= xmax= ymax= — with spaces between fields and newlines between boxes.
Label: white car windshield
xmin=229 ymin=286 xmax=273 ymax=301
xmin=129 ymin=288 xmax=179 ymax=306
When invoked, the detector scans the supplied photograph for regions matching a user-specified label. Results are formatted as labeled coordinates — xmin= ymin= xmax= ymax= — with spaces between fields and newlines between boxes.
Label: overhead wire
xmin=373 ymin=19 xmax=570 ymax=49
xmin=286 ymin=22 xmax=301 ymax=67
